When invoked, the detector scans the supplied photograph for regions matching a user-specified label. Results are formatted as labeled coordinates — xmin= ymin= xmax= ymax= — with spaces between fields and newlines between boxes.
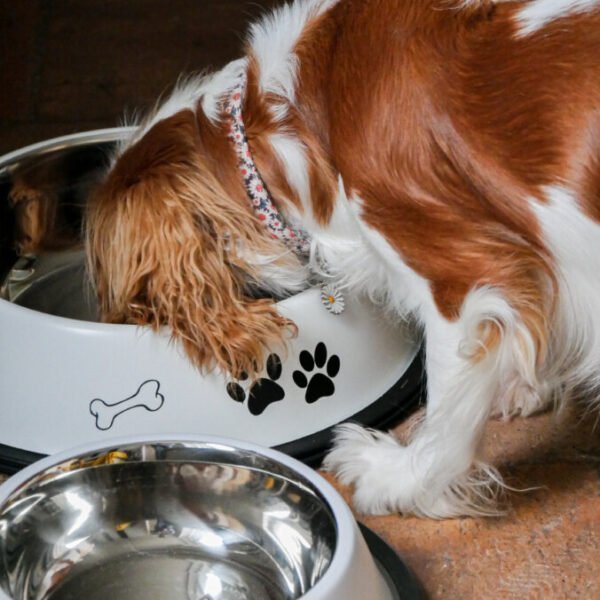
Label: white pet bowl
xmin=0 ymin=435 xmax=422 ymax=599
xmin=0 ymin=130 xmax=424 ymax=471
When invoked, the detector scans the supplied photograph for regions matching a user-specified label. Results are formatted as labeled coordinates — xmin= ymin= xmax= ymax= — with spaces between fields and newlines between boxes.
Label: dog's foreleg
xmin=325 ymin=287 xmax=540 ymax=518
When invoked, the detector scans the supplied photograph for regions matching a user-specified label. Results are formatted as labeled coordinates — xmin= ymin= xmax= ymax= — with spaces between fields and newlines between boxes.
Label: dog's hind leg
xmin=325 ymin=286 xmax=544 ymax=518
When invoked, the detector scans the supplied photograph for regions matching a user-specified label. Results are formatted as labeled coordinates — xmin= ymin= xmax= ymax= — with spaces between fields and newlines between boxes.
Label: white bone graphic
xmin=89 ymin=380 xmax=165 ymax=430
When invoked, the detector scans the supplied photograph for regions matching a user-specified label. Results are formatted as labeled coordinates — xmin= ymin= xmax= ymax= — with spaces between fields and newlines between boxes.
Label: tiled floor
xmin=1 ymin=1 xmax=599 ymax=597
xmin=351 ymin=405 xmax=600 ymax=598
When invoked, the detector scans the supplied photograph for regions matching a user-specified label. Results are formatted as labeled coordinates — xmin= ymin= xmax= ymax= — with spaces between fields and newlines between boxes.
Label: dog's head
xmin=86 ymin=107 xmax=304 ymax=378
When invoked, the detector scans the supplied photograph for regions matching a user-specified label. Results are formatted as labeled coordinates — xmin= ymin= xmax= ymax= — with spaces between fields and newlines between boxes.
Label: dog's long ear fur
xmin=86 ymin=109 xmax=295 ymax=378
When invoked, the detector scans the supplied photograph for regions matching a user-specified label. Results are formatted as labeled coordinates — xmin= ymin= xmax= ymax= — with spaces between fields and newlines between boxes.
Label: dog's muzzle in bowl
xmin=0 ymin=436 xmax=401 ymax=600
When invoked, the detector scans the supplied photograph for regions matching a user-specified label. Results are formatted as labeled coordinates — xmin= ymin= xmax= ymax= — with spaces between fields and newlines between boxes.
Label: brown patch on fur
xmin=299 ymin=0 xmax=600 ymax=361
xmin=86 ymin=109 xmax=300 ymax=378
xmin=452 ymin=4 xmax=600 ymax=193
xmin=240 ymin=59 xmax=303 ymax=212
xmin=304 ymin=130 xmax=339 ymax=224
xmin=576 ymin=111 xmax=600 ymax=223
xmin=289 ymin=5 xmax=345 ymax=225
xmin=582 ymin=153 xmax=600 ymax=224
xmin=244 ymin=53 xmax=338 ymax=225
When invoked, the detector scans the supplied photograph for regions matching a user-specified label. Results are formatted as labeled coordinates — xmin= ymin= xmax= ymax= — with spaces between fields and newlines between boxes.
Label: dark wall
xmin=0 ymin=0 xmax=280 ymax=154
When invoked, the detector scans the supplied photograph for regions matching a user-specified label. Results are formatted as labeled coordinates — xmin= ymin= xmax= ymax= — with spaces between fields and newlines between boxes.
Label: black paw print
xmin=226 ymin=354 xmax=285 ymax=415
xmin=293 ymin=342 xmax=340 ymax=403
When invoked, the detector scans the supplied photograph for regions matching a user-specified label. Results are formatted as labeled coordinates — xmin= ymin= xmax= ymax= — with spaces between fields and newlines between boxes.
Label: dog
xmin=85 ymin=0 xmax=600 ymax=518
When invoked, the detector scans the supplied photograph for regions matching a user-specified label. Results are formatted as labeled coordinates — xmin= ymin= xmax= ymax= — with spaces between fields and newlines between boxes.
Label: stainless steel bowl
xmin=0 ymin=436 xmax=397 ymax=600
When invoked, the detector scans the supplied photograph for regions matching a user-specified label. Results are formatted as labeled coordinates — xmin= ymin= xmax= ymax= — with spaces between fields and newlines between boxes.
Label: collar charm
xmin=320 ymin=284 xmax=345 ymax=315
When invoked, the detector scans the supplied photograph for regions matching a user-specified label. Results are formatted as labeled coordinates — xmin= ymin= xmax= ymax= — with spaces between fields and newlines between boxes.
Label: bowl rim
xmin=0 ymin=127 xmax=135 ymax=177
xmin=0 ymin=434 xmax=370 ymax=600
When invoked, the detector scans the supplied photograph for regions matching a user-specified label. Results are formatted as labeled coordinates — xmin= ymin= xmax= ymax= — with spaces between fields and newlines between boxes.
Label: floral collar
xmin=224 ymin=74 xmax=344 ymax=315
xmin=224 ymin=75 xmax=312 ymax=257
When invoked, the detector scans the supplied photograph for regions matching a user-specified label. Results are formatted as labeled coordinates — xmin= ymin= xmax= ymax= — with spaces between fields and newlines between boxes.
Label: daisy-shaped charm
xmin=320 ymin=284 xmax=345 ymax=315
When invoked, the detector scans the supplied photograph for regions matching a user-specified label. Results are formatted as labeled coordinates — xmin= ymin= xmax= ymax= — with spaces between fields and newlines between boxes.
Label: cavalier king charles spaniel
xmin=85 ymin=0 xmax=600 ymax=518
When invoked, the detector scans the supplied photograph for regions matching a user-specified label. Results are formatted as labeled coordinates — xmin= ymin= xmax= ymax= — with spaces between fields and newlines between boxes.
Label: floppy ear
xmin=86 ymin=109 xmax=296 ymax=378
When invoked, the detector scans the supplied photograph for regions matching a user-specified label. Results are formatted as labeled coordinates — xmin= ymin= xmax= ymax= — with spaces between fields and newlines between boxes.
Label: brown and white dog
xmin=86 ymin=0 xmax=600 ymax=518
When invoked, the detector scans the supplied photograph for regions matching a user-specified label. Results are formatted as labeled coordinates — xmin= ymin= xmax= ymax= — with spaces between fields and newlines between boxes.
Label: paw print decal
xmin=293 ymin=342 xmax=340 ymax=403
xmin=226 ymin=353 xmax=285 ymax=415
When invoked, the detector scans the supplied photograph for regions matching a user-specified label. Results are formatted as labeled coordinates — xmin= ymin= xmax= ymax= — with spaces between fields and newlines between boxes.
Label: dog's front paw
xmin=324 ymin=424 xmax=500 ymax=518
xmin=324 ymin=424 xmax=403 ymax=515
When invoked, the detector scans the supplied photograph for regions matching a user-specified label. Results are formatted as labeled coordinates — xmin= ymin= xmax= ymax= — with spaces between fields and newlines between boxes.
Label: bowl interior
xmin=0 ymin=442 xmax=337 ymax=600
xmin=0 ymin=139 xmax=112 ymax=318
xmin=0 ymin=134 xmax=290 ymax=320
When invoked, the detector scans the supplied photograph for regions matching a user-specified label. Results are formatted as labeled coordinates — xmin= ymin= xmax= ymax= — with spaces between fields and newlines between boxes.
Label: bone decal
xmin=89 ymin=380 xmax=165 ymax=431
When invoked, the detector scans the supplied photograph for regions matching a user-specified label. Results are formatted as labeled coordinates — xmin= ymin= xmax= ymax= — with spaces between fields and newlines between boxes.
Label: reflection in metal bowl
xmin=0 ymin=437 xmax=398 ymax=600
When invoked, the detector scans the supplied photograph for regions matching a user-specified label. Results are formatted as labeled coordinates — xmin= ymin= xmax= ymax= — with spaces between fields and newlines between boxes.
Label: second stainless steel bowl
xmin=0 ymin=441 xmax=335 ymax=600
xmin=0 ymin=436 xmax=396 ymax=600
